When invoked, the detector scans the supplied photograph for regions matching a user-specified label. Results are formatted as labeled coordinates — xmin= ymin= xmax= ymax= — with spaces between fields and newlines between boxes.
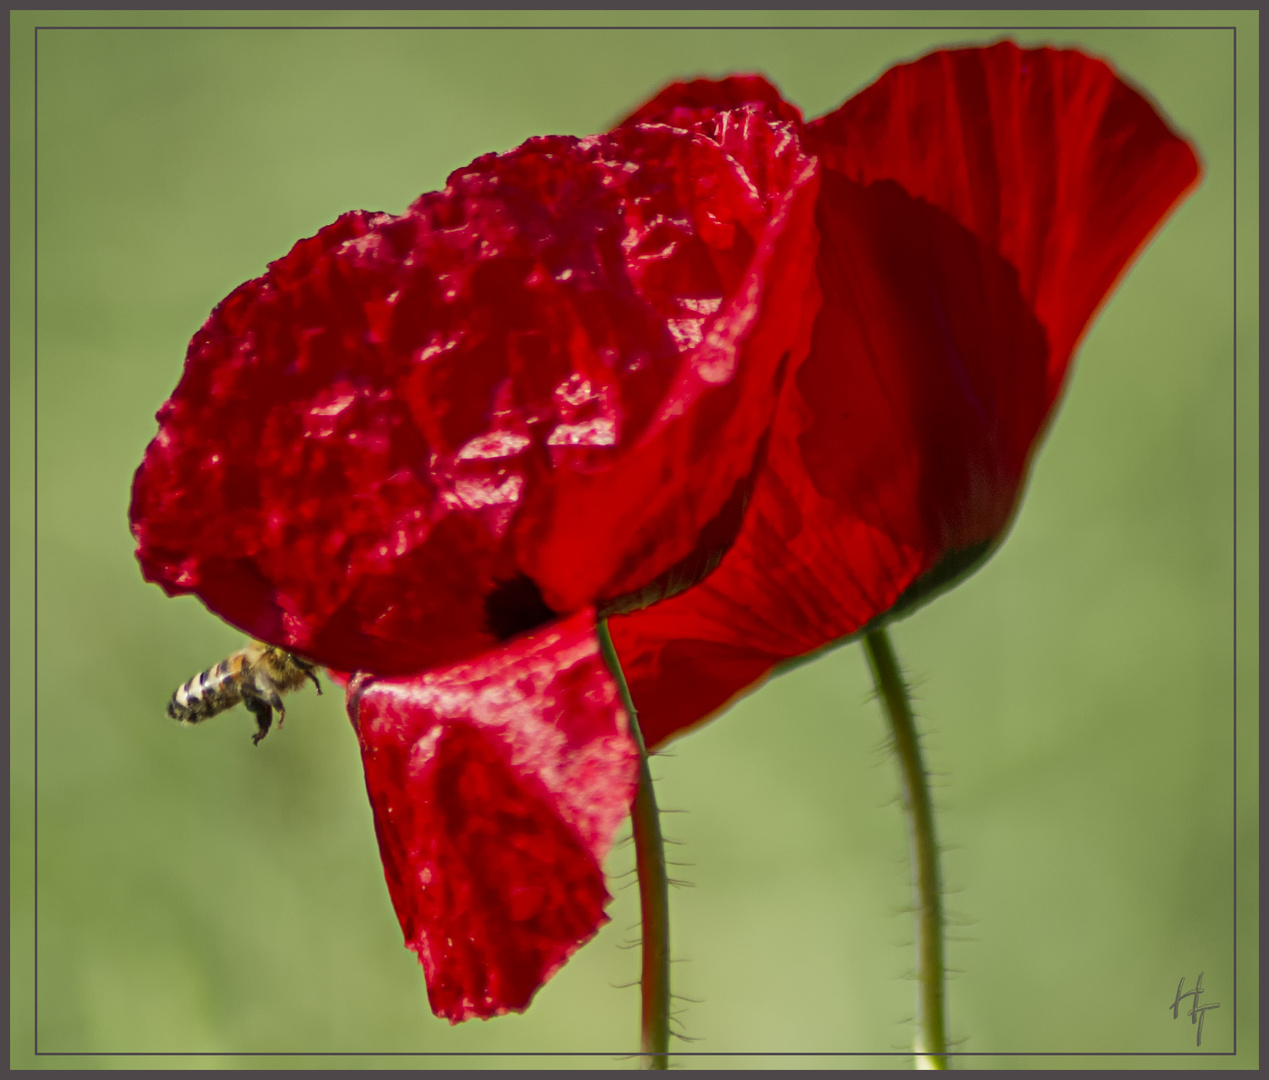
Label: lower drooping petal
xmin=347 ymin=610 xmax=637 ymax=1021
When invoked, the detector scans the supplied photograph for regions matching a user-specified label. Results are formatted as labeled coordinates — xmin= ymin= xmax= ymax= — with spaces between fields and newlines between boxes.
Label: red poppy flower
xmin=130 ymin=39 xmax=1199 ymax=1026
xmin=608 ymin=42 xmax=1202 ymax=748
xmin=130 ymin=109 xmax=820 ymax=1019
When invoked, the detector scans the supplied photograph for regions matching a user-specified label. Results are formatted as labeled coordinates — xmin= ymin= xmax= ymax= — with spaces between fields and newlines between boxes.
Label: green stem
xmin=597 ymin=619 xmax=670 ymax=1071
xmin=863 ymin=627 xmax=949 ymax=1070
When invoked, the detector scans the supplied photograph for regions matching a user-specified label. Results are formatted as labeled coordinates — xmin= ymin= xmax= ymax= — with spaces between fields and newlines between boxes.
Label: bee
xmin=167 ymin=641 xmax=322 ymax=745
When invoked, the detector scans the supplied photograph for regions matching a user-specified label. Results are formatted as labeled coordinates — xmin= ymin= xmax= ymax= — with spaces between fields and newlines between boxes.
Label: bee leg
xmin=304 ymin=669 xmax=322 ymax=695
xmin=244 ymin=695 xmax=274 ymax=746
xmin=263 ymin=689 xmax=287 ymax=730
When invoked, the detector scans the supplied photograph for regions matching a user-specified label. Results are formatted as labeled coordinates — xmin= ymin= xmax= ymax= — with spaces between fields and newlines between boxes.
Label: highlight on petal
xmin=620 ymin=73 xmax=805 ymax=131
xmin=612 ymin=47 xmax=1200 ymax=747
xmin=347 ymin=609 xmax=637 ymax=1022
xmin=130 ymin=110 xmax=821 ymax=675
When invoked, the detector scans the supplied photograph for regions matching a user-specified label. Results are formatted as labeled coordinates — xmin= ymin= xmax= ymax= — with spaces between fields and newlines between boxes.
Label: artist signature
xmin=1170 ymin=972 xmax=1219 ymax=1047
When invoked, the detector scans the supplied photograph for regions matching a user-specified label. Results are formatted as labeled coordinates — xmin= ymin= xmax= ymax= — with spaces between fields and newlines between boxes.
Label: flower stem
xmin=597 ymin=618 xmax=670 ymax=1071
xmin=862 ymin=626 xmax=949 ymax=1070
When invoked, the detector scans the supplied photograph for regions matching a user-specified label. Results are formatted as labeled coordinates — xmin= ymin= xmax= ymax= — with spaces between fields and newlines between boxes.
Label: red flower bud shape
xmin=130 ymin=108 xmax=821 ymax=1019
xmin=608 ymin=43 xmax=1202 ymax=748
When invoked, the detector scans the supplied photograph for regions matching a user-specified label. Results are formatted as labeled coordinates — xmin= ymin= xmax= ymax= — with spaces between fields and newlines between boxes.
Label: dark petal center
xmin=484 ymin=574 xmax=559 ymax=641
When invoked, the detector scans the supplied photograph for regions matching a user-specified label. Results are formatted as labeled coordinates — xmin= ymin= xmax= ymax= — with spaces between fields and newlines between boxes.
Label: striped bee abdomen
xmin=167 ymin=652 xmax=249 ymax=726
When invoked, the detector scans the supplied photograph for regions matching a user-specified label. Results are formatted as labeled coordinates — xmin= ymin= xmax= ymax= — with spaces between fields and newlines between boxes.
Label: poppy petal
xmin=611 ymin=176 xmax=1047 ymax=747
xmin=130 ymin=113 xmax=820 ymax=675
xmin=808 ymin=40 xmax=1202 ymax=391
xmin=347 ymin=609 xmax=637 ymax=1021
xmin=619 ymin=73 xmax=805 ymax=130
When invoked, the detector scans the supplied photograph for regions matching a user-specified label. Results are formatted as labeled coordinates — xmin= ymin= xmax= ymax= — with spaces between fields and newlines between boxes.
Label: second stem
xmin=863 ymin=626 xmax=949 ymax=1070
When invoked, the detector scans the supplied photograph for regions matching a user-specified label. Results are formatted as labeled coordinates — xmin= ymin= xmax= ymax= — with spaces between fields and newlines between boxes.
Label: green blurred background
xmin=11 ymin=10 xmax=1257 ymax=1070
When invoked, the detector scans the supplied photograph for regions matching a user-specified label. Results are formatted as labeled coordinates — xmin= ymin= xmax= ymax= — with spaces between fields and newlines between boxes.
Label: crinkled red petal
xmin=808 ymin=41 xmax=1202 ymax=394
xmin=613 ymin=48 xmax=1200 ymax=747
xmin=620 ymin=73 xmax=805 ymax=131
xmin=347 ymin=609 xmax=637 ymax=1022
xmin=130 ymin=114 xmax=820 ymax=674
